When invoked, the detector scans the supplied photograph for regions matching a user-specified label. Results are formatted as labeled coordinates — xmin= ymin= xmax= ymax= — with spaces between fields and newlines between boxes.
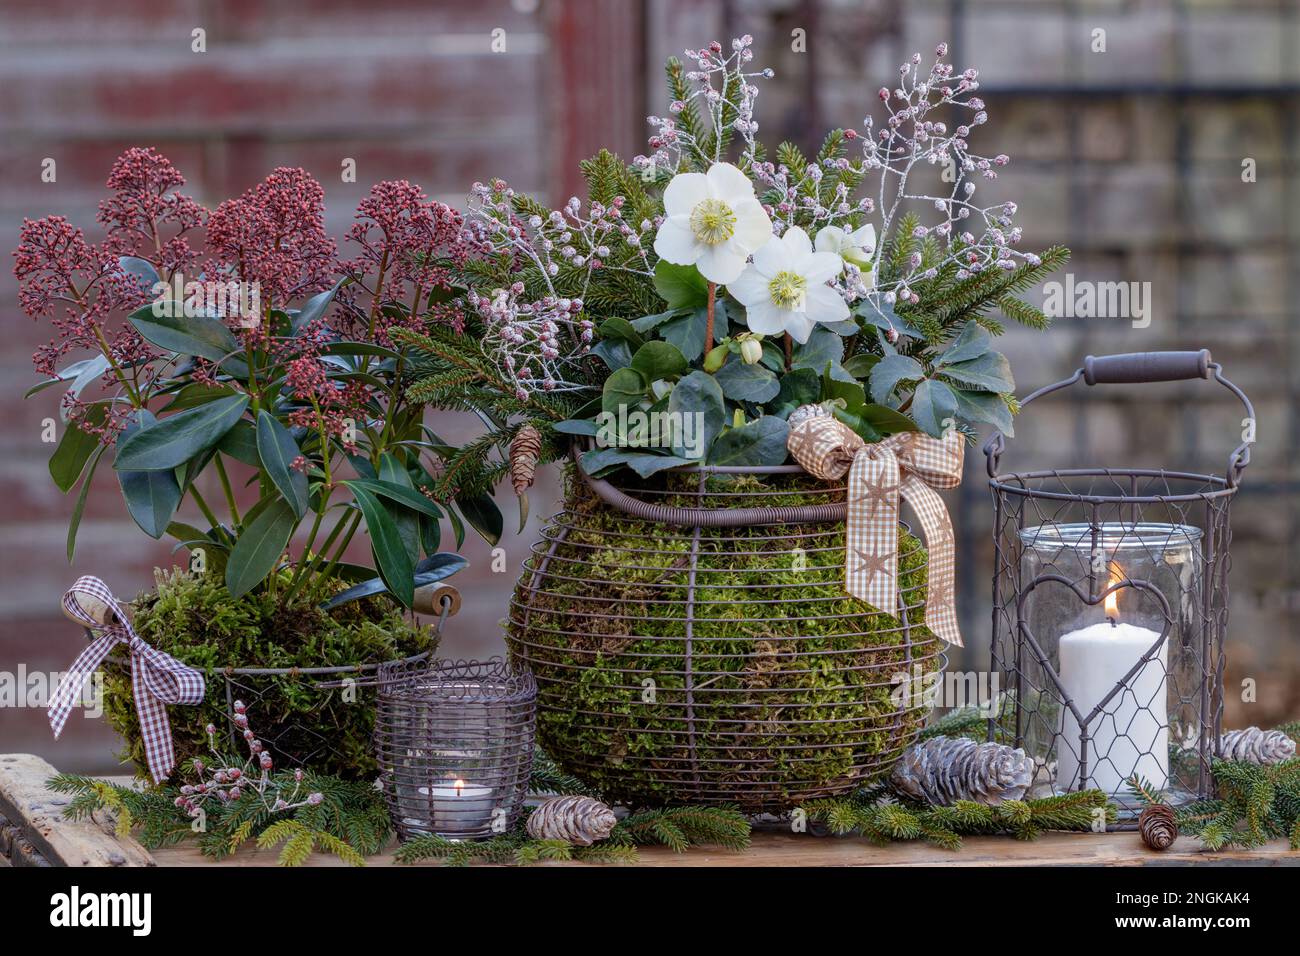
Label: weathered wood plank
xmin=146 ymin=829 xmax=1299 ymax=868
xmin=0 ymin=754 xmax=152 ymax=867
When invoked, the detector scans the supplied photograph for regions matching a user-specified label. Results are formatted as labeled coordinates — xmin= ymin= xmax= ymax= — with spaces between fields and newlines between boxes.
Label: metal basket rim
xmin=989 ymin=466 xmax=1236 ymax=503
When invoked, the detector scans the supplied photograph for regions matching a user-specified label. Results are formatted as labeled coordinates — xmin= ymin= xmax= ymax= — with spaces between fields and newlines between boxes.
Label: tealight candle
xmin=419 ymin=779 xmax=495 ymax=834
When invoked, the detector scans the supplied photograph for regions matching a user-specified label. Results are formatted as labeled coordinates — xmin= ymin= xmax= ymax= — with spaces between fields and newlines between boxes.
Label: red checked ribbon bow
xmin=49 ymin=576 xmax=205 ymax=783
xmin=788 ymin=417 xmax=965 ymax=648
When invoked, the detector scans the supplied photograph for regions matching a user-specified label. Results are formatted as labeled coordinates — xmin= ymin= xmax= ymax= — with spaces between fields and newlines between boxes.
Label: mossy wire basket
xmin=506 ymin=458 xmax=947 ymax=813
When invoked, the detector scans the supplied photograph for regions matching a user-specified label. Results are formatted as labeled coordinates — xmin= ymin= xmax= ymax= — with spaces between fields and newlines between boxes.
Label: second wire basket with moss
xmin=506 ymin=462 xmax=946 ymax=813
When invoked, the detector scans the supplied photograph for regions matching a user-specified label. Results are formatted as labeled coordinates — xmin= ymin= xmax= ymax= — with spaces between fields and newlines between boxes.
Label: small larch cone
xmin=526 ymin=795 xmax=618 ymax=846
xmin=890 ymin=736 xmax=1033 ymax=806
xmin=1138 ymin=804 xmax=1178 ymax=851
xmin=1218 ymin=727 xmax=1296 ymax=766
xmin=509 ymin=424 xmax=542 ymax=495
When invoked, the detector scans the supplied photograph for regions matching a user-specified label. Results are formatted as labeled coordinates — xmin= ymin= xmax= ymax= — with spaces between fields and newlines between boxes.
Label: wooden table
xmin=4 ymin=754 xmax=1295 ymax=868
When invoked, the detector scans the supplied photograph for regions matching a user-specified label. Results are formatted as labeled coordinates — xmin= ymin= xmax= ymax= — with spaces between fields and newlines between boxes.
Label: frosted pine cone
xmin=509 ymin=424 xmax=542 ymax=495
xmin=1218 ymin=727 xmax=1296 ymax=765
xmin=890 ymin=736 xmax=1033 ymax=806
xmin=525 ymin=795 xmax=618 ymax=846
xmin=787 ymin=403 xmax=832 ymax=429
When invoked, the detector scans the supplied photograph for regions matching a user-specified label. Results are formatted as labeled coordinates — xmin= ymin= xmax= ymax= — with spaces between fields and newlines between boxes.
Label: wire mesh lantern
xmin=507 ymin=461 xmax=946 ymax=813
xmin=373 ymin=657 xmax=536 ymax=841
xmin=985 ymin=350 xmax=1252 ymax=820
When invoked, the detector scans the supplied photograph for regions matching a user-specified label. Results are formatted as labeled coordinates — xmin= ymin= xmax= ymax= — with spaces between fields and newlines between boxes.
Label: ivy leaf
xmin=707 ymin=416 xmax=789 ymax=466
xmin=653 ymin=261 xmax=709 ymax=310
xmin=869 ymin=354 xmax=925 ymax=404
xmin=579 ymin=447 xmax=697 ymax=478
xmin=715 ymin=360 xmax=779 ymax=403
xmin=936 ymin=320 xmax=993 ymax=366
xmin=939 ymin=351 xmax=1015 ymax=393
xmin=117 ymin=410 xmax=183 ymax=539
xmin=910 ymin=379 xmax=960 ymax=437
xmin=113 ymin=395 xmax=250 ymax=471
xmin=667 ymin=370 xmax=725 ymax=460
xmin=225 ymin=497 xmax=298 ymax=599
xmin=629 ymin=340 xmax=688 ymax=382
xmin=256 ymin=410 xmax=309 ymax=519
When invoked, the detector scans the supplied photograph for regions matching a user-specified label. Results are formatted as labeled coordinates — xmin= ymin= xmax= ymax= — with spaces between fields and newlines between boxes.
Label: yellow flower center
xmin=689 ymin=198 xmax=737 ymax=246
xmin=768 ymin=270 xmax=807 ymax=310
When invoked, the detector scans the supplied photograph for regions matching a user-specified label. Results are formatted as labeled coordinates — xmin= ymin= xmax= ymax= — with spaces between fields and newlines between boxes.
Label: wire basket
xmin=373 ymin=657 xmax=537 ymax=841
xmin=506 ymin=460 xmax=946 ymax=813
xmin=985 ymin=351 xmax=1251 ymax=821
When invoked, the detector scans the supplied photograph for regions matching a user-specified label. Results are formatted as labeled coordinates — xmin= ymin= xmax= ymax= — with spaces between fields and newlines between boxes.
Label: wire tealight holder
xmin=985 ymin=351 xmax=1252 ymax=821
xmin=374 ymin=657 xmax=536 ymax=841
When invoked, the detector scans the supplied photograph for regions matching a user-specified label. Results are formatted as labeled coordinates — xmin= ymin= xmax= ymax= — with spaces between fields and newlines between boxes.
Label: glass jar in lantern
xmin=985 ymin=351 xmax=1252 ymax=820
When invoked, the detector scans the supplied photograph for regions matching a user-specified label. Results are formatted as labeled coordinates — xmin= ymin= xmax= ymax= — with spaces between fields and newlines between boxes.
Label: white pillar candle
xmin=1056 ymin=620 xmax=1168 ymax=796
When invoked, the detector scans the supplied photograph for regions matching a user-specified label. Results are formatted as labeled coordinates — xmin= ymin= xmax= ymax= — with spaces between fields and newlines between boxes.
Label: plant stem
xmin=783 ymin=333 xmax=793 ymax=372
xmin=705 ymin=282 xmax=717 ymax=354
xmin=213 ymin=455 xmax=240 ymax=524
xmin=308 ymin=511 xmax=363 ymax=603
xmin=188 ymin=484 xmax=224 ymax=539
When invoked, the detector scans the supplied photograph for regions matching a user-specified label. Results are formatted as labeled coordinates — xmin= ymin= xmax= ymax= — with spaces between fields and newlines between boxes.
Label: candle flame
xmin=1103 ymin=561 xmax=1122 ymax=618
xmin=453 ymin=778 xmax=465 ymax=797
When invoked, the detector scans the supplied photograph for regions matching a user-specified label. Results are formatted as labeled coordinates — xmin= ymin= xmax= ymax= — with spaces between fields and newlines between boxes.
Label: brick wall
xmin=3 ymin=0 xmax=1297 ymax=772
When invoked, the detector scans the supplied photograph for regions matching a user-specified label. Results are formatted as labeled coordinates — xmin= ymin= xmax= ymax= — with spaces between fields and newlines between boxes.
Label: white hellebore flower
xmin=727 ymin=226 xmax=848 ymax=344
xmin=815 ymin=223 xmax=876 ymax=274
xmin=653 ymin=163 xmax=772 ymax=285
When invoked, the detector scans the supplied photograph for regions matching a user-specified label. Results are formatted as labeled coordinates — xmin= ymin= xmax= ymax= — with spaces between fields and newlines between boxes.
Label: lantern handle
xmin=983 ymin=350 xmax=1254 ymax=487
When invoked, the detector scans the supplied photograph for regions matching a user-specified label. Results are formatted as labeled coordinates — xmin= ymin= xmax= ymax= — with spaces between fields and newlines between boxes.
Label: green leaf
xmin=117 ymin=256 xmax=161 ymax=290
xmin=347 ymin=483 xmax=415 ymax=607
xmin=455 ymin=493 xmax=503 ymax=547
xmin=821 ymin=366 xmax=868 ymax=416
xmin=601 ymin=367 xmax=648 ymax=415
xmin=939 ymin=351 xmax=1015 ymax=393
xmin=292 ymin=278 xmax=347 ymax=333
xmin=859 ymin=403 xmax=920 ymax=436
xmin=667 ymin=370 xmax=725 ymax=460
xmin=159 ymin=382 xmax=237 ymax=413
xmin=869 ymin=354 xmax=925 ymax=404
xmin=25 ymin=355 xmax=109 ymax=400
xmin=854 ymin=298 xmax=923 ymax=338
xmin=789 ymin=328 xmax=844 ymax=372
xmin=113 ymin=395 xmax=250 ymax=471
xmin=117 ymin=410 xmax=183 ymax=539
xmin=67 ymin=445 xmax=106 ymax=561
xmin=127 ymin=302 xmax=242 ymax=366
xmin=553 ymin=419 xmax=599 ymax=437
xmin=937 ymin=321 xmax=993 ymax=366
xmin=653 ymin=261 xmax=709 ymax=309
xmin=842 ymin=353 xmax=880 ymax=379
xmin=318 ymin=341 xmax=401 ymax=360
xmin=910 ymin=379 xmax=960 ymax=437
xmin=707 ymin=416 xmax=789 ymax=466
xmin=215 ymin=419 xmax=260 ymax=467
xmin=225 ymin=498 xmax=298 ymax=599
xmin=49 ymin=404 xmax=108 ymax=493
xmin=320 ymin=553 xmax=468 ymax=611
xmin=829 ymin=405 xmax=882 ymax=443
xmin=256 ymin=410 xmax=310 ymax=519
xmin=953 ymin=389 xmax=1015 ymax=436
xmin=579 ymin=447 xmax=697 ymax=479
xmin=346 ymin=479 xmax=444 ymax=520
xmin=629 ymin=340 xmax=688 ymax=383
xmin=630 ymin=308 xmax=688 ymax=333
xmin=591 ymin=338 xmax=633 ymax=372
xmin=658 ymin=305 xmax=719 ymax=362
xmin=774 ymin=367 xmax=820 ymax=413
xmin=715 ymin=360 xmax=779 ymax=403
xmin=597 ymin=317 xmax=645 ymax=348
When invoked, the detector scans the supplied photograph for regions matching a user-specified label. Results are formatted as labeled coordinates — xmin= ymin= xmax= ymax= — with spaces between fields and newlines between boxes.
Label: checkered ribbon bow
xmin=788 ymin=417 xmax=965 ymax=647
xmin=49 ymin=576 xmax=205 ymax=783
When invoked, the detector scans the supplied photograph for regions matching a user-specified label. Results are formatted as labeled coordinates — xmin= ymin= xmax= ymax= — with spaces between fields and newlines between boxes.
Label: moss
xmin=506 ymin=470 xmax=943 ymax=811
xmin=104 ymin=567 xmax=438 ymax=781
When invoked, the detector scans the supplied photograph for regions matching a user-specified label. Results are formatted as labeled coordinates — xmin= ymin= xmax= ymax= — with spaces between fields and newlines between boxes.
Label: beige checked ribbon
xmin=787 ymin=416 xmax=965 ymax=647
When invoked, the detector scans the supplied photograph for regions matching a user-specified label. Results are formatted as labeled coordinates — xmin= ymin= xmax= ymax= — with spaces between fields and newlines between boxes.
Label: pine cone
xmin=525 ymin=795 xmax=617 ymax=846
xmin=509 ymin=425 xmax=542 ymax=495
xmin=1218 ymin=727 xmax=1296 ymax=765
xmin=787 ymin=403 xmax=831 ymax=429
xmin=1138 ymin=804 xmax=1178 ymax=851
xmin=890 ymin=736 xmax=1033 ymax=806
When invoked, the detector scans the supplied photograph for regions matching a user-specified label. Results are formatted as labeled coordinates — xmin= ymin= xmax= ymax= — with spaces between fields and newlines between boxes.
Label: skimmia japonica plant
xmin=16 ymin=149 xmax=483 ymax=607
xmin=403 ymin=37 xmax=1067 ymax=505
